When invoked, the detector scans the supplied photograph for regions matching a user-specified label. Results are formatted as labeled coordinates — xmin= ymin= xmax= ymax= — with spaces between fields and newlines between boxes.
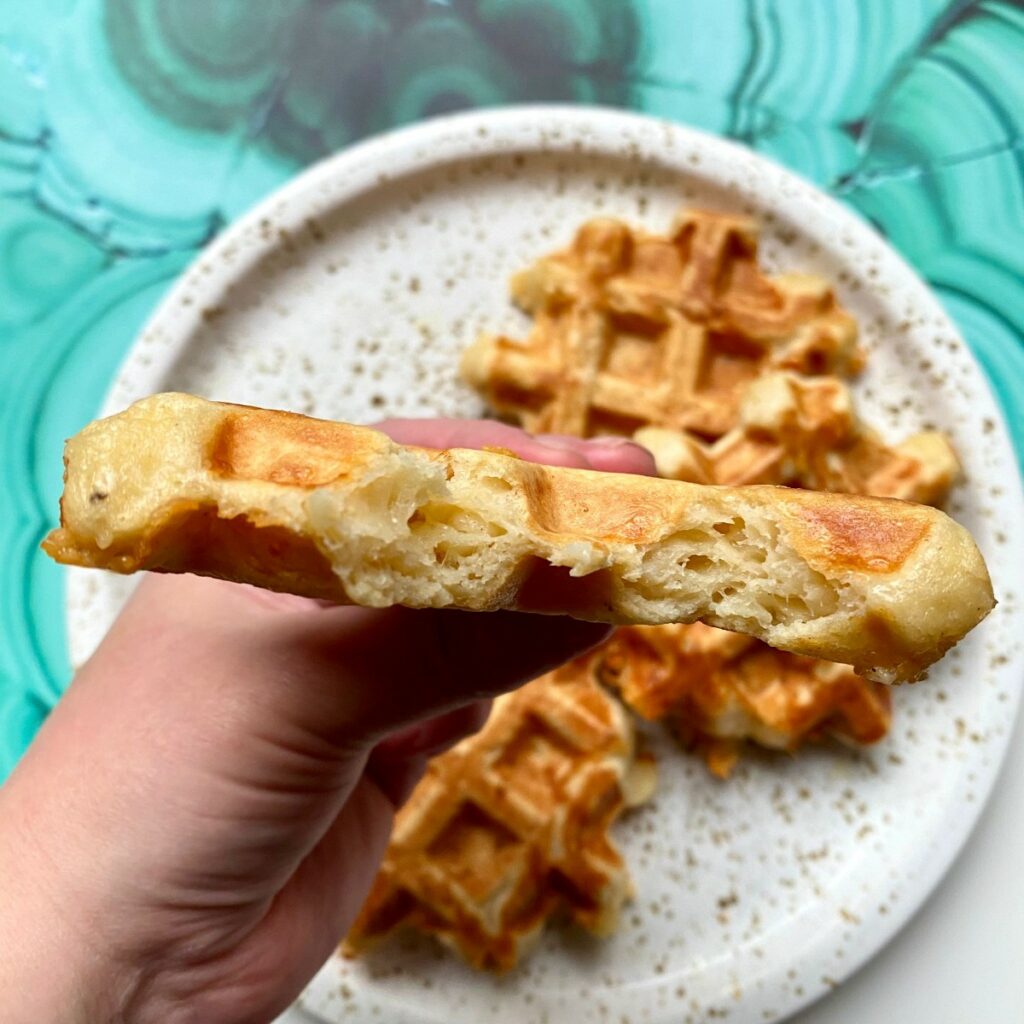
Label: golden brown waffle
xmin=345 ymin=669 xmax=656 ymax=971
xmin=594 ymin=623 xmax=892 ymax=779
xmin=46 ymin=394 xmax=988 ymax=683
xmin=461 ymin=210 xmax=863 ymax=440
xmin=636 ymin=371 xmax=959 ymax=503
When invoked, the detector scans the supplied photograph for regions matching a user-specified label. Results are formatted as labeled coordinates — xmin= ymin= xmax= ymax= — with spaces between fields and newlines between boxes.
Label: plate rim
xmin=74 ymin=104 xmax=1024 ymax=1023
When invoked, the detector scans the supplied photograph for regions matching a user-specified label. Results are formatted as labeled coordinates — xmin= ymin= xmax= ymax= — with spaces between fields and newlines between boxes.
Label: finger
xmin=374 ymin=699 xmax=492 ymax=762
xmin=376 ymin=417 xmax=524 ymax=448
xmin=264 ymin=603 xmax=611 ymax=744
xmin=364 ymin=752 xmax=430 ymax=810
xmin=377 ymin=417 xmax=591 ymax=469
xmin=117 ymin=576 xmax=609 ymax=751
xmin=534 ymin=434 xmax=656 ymax=475
xmin=581 ymin=437 xmax=658 ymax=475
xmin=366 ymin=700 xmax=493 ymax=807
xmin=379 ymin=417 xmax=656 ymax=475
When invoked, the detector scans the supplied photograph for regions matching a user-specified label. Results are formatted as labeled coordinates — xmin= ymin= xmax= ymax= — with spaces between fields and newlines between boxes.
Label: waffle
xmin=345 ymin=668 xmax=656 ymax=971
xmin=461 ymin=210 xmax=863 ymax=440
xmin=594 ymin=623 xmax=891 ymax=778
xmin=44 ymin=394 xmax=992 ymax=682
xmin=636 ymin=371 xmax=959 ymax=503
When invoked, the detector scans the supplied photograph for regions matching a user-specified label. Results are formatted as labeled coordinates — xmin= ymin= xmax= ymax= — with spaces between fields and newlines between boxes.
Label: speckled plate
xmin=66 ymin=107 xmax=1024 ymax=1024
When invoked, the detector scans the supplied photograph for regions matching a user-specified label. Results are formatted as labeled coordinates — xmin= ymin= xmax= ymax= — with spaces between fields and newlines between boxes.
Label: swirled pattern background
xmin=2 ymin=0 xmax=1022 ymax=777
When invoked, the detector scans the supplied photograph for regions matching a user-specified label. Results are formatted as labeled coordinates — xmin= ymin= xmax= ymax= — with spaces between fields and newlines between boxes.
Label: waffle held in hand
xmin=44 ymin=393 xmax=993 ymax=683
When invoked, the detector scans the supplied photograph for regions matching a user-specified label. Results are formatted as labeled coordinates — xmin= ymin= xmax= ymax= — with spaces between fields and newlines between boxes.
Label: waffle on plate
xmin=345 ymin=668 xmax=655 ymax=971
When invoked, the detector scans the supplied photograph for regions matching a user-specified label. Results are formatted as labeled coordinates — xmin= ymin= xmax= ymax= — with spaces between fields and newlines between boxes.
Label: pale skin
xmin=0 ymin=419 xmax=655 ymax=1024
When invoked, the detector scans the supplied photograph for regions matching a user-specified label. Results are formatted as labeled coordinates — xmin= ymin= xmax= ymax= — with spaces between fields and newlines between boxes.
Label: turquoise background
xmin=2 ymin=0 xmax=1023 ymax=779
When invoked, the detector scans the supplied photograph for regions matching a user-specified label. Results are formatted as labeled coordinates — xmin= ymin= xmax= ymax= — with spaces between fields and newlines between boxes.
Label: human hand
xmin=0 ymin=419 xmax=654 ymax=1024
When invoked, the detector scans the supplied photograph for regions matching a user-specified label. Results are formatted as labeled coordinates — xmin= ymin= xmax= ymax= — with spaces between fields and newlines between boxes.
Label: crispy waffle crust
xmin=345 ymin=669 xmax=656 ymax=971
xmin=44 ymin=393 xmax=992 ymax=682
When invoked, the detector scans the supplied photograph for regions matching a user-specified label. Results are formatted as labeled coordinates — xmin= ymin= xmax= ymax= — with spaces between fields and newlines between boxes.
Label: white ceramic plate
xmin=66 ymin=107 xmax=1024 ymax=1024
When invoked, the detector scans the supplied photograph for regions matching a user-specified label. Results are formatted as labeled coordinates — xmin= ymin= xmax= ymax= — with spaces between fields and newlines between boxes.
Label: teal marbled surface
xmin=1 ymin=0 xmax=1022 ymax=776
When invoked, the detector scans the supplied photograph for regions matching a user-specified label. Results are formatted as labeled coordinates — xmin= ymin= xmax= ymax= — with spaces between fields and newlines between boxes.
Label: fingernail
xmin=534 ymin=434 xmax=583 ymax=453
xmin=582 ymin=436 xmax=658 ymax=475
xmin=587 ymin=436 xmax=643 ymax=451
